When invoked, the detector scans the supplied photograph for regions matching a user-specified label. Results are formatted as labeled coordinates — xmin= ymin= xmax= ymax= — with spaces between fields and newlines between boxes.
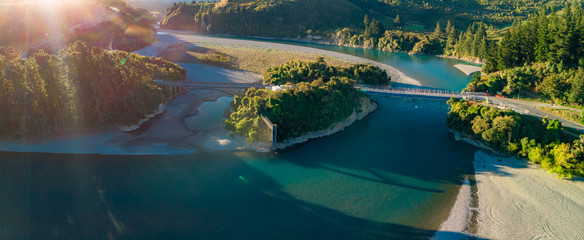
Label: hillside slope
xmin=0 ymin=0 xmax=156 ymax=52
xmin=161 ymin=0 xmax=366 ymax=37
xmin=160 ymin=0 xmax=576 ymax=38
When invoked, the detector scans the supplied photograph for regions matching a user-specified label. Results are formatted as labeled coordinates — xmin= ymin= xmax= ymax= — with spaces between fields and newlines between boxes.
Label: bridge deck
xmin=154 ymin=80 xmax=266 ymax=89
xmin=356 ymin=86 xmax=486 ymax=100
xmin=154 ymin=80 xmax=486 ymax=100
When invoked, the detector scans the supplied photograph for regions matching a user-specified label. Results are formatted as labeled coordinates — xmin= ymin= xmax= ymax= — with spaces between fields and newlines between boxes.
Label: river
xmin=205 ymin=35 xmax=477 ymax=91
xmin=0 ymin=40 xmax=478 ymax=239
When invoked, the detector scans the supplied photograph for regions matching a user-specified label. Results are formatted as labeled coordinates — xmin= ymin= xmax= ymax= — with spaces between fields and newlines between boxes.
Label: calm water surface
xmin=292 ymin=43 xmax=475 ymax=90
xmin=0 ymin=41 xmax=477 ymax=239
xmin=211 ymin=36 xmax=478 ymax=91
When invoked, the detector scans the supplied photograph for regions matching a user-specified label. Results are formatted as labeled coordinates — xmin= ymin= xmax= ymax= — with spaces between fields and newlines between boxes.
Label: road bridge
xmin=154 ymin=80 xmax=267 ymax=96
xmin=154 ymin=80 xmax=584 ymax=142
xmin=356 ymin=85 xmax=486 ymax=100
xmin=359 ymin=85 xmax=584 ymax=130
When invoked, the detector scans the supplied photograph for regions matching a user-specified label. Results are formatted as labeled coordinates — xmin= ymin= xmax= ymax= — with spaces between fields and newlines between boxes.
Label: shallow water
xmin=185 ymin=96 xmax=233 ymax=131
xmin=304 ymin=45 xmax=476 ymax=91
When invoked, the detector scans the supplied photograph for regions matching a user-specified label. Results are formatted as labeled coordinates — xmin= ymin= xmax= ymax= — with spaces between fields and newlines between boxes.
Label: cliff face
xmin=275 ymin=97 xmax=377 ymax=149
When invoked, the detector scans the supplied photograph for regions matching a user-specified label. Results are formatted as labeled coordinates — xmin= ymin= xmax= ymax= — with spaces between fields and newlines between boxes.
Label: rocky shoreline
xmin=275 ymin=98 xmax=377 ymax=149
xmin=118 ymin=103 xmax=167 ymax=132
xmin=449 ymin=129 xmax=500 ymax=155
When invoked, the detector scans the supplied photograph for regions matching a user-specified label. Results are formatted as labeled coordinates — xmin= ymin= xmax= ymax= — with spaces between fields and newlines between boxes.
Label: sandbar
xmin=453 ymin=64 xmax=481 ymax=75
xmin=474 ymin=151 xmax=584 ymax=239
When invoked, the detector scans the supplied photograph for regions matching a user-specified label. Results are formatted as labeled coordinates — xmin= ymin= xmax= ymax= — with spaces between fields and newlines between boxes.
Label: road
xmin=484 ymin=96 xmax=584 ymax=131
xmin=144 ymin=29 xmax=584 ymax=132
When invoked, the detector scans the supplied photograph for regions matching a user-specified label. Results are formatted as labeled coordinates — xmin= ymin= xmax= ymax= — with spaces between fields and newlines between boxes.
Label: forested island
xmin=447 ymin=98 xmax=584 ymax=178
xmin=226 ymin=58 xmax=388 ymax=143
xmin=0 ymin=42 xmax=185 ymax=139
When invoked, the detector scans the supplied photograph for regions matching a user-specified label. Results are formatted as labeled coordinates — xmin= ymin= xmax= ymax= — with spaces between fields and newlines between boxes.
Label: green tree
xmin=363 ymin=15 xmax=371 ymax=37
xmin=394 ymin=14 xmax=402 ymax=28
xmin=433 ymin=21 xmax=442 ymax=38
xmin=445 ymin=20 xmax=457 ymax=54
xmin=535 ymin=7 xmax=550 ymax=62
xmin=492 ymin=115 xmax=517 ymax=144
xmin=471 ymin=116 xmax=490 ymax=135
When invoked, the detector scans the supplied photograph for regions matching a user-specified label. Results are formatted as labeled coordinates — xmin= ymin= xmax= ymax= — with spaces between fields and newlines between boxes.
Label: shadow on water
xmin=317 ymin=164 xmax=443 ymax=193
xmin=276 ymin=96 xmax=477 ymax=190
xmin=0 ymin=151 xmax=483 ymax=240
xmin=570 ymin=177 xmax=584 ymax=182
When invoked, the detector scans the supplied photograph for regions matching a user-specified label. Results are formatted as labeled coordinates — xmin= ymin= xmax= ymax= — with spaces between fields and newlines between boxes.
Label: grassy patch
xmin=157 ymin=43 xmax=352 ymax=74
xmin=195 ymin=43 xmax=351 ymax=74
xmin=540 ymin=107 xmax=584 ymax=124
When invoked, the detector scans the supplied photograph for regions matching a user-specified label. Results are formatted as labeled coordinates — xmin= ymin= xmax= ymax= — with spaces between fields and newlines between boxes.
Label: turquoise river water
xmin=0 ymin=41 xmax=479 ymax=239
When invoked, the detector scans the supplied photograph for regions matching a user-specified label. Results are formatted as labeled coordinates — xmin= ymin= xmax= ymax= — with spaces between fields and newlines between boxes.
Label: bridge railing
xmin=356 ymin=85 xmax=484 ymax=98
xmin=154 ymin=80 xmax=267 ymax=88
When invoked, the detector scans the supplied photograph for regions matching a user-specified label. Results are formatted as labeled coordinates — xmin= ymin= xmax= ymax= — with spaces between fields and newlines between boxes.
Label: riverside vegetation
xmin=225 ymin=58 xmax=389 ymax=142
xmin=448 ymin=3 xmax=584 ymax=179
xmin=447 ymin=98 xmax=584 ymax=178
xmin=0 ymin=42 xmax=185 ymax=139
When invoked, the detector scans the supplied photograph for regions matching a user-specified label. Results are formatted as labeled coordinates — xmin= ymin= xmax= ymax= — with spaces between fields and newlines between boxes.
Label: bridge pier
xmin=170 ymin=86 xmax=189 ymax=99
xmin=261 ymin=115 xmax=278 ymax=148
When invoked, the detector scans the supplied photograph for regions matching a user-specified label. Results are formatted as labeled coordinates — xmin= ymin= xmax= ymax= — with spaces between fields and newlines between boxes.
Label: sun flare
xmin=0 ymin=0 xmax=98 ymax=50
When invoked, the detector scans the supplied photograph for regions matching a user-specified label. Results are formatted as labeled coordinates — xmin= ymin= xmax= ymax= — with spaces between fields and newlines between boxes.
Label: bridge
xmin=154 ymin=80 xmax=268 ymax=96
xmin=356 ymin=85 xmax=486 ymax=100
xmin=155 ymin=80 xmax=488 ymax=101
xmin=154 ymin=80 xmax=584 ymax=145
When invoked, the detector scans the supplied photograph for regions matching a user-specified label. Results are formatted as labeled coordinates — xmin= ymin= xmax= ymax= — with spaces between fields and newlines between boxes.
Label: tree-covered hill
xmin=160 ymin=0 xmax=580 ymax=57
xmin=161 ymin=0 xmax=578 ymax=38
xmin=465 ymin=3 xmax=584 ymax=106
xmin=226 ymin=58 xmax=381 ymax=142
xmin=161 ymin=0 xmax=365 ymax=37
xmin=0 ymin=0 xmax=157 ymax=53
xmin=0 ymin=42 xmax=186 ymax=139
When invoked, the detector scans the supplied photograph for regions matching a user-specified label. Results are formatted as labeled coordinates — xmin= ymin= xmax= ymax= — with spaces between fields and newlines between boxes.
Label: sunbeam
xmin=0 ymin=0 xmax=99 ymax=52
